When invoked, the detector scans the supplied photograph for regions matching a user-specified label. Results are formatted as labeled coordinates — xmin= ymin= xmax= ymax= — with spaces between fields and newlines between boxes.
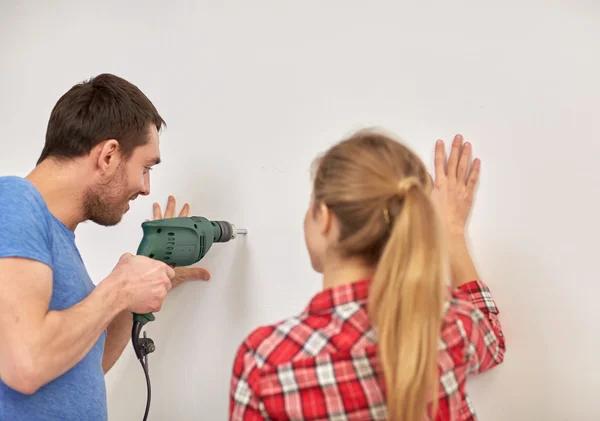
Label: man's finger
xmin=178 ymin=203 xmax=190 ymax=217
xmin=164 ymin=195 xmax=176 ymax=218
xmin=447 ymin=134 xmax=463 ymax=181
xmin=174 ymin=266 xmax=211 ymax=281
xmin=434 ymin=139 xmax=447 ymax=182
xmin=153 ymin=203 xmax=162 ymax=220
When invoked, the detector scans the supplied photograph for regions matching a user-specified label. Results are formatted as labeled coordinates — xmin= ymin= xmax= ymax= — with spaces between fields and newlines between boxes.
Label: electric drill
xmin=133 ymin=216 xmax=247 ymax=326
xmin=130 ymin=216 xmax=247 ymax=421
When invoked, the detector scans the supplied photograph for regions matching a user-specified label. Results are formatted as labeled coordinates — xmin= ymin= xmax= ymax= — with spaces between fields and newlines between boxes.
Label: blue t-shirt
xmin=0 ymin=176 xmax=107 ymax=421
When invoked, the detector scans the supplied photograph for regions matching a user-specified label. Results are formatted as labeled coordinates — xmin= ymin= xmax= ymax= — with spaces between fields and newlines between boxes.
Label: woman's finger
xmin=467 ymin=158 xmax=481 ymax=195
xmin=447 ymin=134 xmax=463 ymax=182
xmin=434 ymin=139 xmax=447 ymax=183
xmin=457 ymin=142 xmax=471 ymax=184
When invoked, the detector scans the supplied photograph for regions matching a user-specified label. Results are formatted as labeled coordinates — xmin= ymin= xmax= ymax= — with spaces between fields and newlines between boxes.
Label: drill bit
xmin=222 ymin=223 xmax=247 ymax=241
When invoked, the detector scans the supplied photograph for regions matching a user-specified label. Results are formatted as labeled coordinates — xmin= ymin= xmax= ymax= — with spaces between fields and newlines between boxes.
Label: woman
xmin=229 ymin=130 xmax=506 ymax=421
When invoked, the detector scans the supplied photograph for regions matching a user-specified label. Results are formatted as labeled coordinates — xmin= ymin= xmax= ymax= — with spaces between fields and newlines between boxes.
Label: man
xmin=0 ymin=74 xmax=210 ymax=420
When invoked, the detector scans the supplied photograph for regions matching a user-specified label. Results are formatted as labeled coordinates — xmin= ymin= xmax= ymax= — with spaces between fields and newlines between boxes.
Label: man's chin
xmin=90 ymin=210 xmax=127 ymax=227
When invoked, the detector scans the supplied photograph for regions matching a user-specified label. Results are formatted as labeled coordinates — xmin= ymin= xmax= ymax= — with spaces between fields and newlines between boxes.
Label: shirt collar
xmin=305 ymin=279 xmax=370 ymax=314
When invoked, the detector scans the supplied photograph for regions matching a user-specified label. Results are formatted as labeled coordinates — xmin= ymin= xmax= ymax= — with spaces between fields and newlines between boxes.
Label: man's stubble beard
xmin=83 ymin=165 xmax=130 ymax=226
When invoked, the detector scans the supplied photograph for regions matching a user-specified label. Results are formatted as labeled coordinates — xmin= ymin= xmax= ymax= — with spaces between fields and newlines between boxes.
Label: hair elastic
xmin=383 ymin=208 xmax=391 ymax=225
xmin=397 ymin=176 xmax=421 ymax=195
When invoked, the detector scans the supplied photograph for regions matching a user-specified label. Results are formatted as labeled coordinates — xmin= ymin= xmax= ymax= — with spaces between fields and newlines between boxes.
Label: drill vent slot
xmin=168 ymin=232 xmax=175 ymax=236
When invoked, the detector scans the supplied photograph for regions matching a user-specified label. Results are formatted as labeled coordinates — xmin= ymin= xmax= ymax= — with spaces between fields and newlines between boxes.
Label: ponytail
xmin=368 ymin=178 xmax=446 ymax=421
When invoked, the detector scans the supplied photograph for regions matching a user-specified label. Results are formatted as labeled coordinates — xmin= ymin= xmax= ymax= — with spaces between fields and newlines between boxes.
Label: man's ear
xmin=94 ymin=139 xmax=121 ymax=174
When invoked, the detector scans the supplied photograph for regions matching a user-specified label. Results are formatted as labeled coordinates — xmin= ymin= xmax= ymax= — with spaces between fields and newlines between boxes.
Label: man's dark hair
xmin=37 ymin=73 xmax=166 ymax=165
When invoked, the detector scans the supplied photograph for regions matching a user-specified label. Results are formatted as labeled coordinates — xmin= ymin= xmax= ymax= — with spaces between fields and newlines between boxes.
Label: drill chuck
xmin=213 ymin=221 xmax=248 ymax=242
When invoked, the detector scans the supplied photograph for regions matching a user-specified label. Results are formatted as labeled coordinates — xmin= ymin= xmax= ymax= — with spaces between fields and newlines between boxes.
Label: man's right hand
xmin=106 ymin=254 xmax=175 ymax=314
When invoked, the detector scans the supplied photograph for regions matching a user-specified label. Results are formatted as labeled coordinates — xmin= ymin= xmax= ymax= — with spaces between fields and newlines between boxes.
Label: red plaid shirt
xmin=229 ymin=279 xmax=505 ymax=420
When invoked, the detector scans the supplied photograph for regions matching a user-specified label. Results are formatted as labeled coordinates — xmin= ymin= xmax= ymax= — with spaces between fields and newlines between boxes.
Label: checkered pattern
xmin=229 ymin=279 xmax=505 ymax=420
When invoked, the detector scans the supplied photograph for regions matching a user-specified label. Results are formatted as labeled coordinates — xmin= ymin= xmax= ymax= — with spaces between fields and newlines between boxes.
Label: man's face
xmin=84 ymin=126 xmax=161 ymax=226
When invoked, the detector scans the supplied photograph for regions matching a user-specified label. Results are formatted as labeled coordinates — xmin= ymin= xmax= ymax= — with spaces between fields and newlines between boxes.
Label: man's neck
xmin=25 ymin=159 xmax=89 ymax=231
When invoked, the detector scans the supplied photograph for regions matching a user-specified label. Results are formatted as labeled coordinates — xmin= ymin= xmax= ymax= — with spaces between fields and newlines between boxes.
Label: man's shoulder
xmin=0 ymin=175 xmax=41 ymax=194
xmin=0 ymin=176 xmax=49 ymax=215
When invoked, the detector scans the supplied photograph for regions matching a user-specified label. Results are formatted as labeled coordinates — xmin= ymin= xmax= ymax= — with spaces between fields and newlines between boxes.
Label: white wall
xmin=2 ymin=1 xmax=599 ymax=420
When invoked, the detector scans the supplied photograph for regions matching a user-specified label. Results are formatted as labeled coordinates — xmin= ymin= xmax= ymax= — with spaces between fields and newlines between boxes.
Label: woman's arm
xmin=448 ymin=234 xmax=480 ymax=289
xmin=433 ymin=135 xmax=506 ymax=373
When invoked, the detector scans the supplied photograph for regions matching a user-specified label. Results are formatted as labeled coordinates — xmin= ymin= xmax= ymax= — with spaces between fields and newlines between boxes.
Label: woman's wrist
xmin=447 ymin=233 xmax=480 ymax=288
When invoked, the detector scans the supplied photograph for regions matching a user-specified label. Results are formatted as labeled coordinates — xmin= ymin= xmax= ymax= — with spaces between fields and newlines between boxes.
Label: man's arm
xmin=0 ymin=182 xmax=126 ymax=393
xmin=102 ymin=310 xmax=133 ymax=374
xmin=0 ymin=257 xmax=124 ymax=394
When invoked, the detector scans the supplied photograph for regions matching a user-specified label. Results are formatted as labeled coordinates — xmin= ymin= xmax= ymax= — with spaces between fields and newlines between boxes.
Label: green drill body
xmin=133 ymin=216 xmax=244 ymax=325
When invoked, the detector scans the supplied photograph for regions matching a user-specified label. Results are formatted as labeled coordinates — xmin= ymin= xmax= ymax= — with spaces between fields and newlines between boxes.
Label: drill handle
xmin=131 ymin=261 xmax=175 ymax=326
xmin=133 ymin=312 xmax=156 ymax=326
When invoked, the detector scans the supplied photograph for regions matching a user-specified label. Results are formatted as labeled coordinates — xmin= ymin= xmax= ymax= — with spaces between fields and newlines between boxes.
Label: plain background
xmin=1 ymin=1 xmax=599 ymax=420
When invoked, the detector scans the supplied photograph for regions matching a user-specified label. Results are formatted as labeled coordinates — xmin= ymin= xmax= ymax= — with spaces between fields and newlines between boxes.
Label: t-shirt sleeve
xmin=0 ymin=177 xmax=53 ymax=268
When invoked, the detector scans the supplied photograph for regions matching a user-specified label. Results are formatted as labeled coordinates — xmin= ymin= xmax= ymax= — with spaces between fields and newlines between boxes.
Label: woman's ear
xmin=318 ymin=202 xmax=336 ymax=237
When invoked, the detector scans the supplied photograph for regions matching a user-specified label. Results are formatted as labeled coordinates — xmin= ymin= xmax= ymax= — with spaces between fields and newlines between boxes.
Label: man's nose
xmin=140 ymin=173 xmax=151 ymax=196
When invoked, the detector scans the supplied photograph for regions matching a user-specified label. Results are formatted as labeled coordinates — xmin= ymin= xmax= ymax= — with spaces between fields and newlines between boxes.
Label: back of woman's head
xmin=311 ymin=128 xmax=446 ymax=421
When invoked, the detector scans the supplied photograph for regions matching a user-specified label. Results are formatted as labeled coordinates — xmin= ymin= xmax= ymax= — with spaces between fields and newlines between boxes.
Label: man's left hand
xmin=149 ymin=195 xmax=211 ymax=288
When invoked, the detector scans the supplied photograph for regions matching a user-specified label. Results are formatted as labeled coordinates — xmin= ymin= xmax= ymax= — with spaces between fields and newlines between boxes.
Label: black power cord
xmin=132 ymin=321 xmax=156 ymax=421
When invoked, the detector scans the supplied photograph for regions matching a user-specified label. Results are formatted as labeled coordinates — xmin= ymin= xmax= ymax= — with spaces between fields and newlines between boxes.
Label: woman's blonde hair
xmin=311 ymin=128 xmax=446 ymax=421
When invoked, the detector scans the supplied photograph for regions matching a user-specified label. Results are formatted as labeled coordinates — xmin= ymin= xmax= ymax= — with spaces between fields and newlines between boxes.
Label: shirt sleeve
xmin=229 ymin=338 xmax=266 ymax=421
xmin=456 ymin=280 xmax=506 ymax=375
xmin=0 ymin=178 xmax=53 ymax=268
